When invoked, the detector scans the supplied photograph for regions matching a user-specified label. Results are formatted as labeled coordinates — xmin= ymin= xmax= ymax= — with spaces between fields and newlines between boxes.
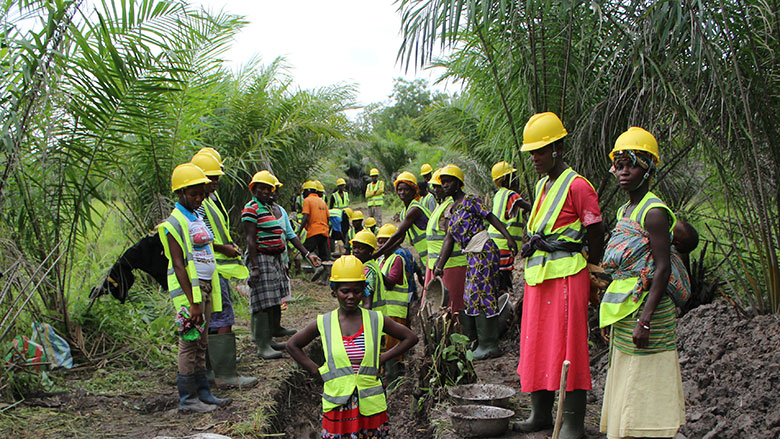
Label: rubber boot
xmin=270 ymin=338 xmax=286 ymax=351
xmin=459 ymin=313 xmax=478 ymax=347
xmin=208 ymin=333 xmax=259 ymax=388
xmin=249 ymin=316 xmax=255 ymax=342
xmin=251 ymin=311 xmax=282 ymax=360
xmin=194 ymin=370 xmax=232 ymax=407
xmin=205 ymin=349 xmax=215 ymax=383
xmin=472 ymin=313 xmax=500 ymax=360
xmin=176 ymin=373 xmax=216 ymax=413
xmin=270 ymin=305 xmax=296 ymax=337
xmin=559 ymin=390 xmax=587 ymax=439
xmin=513 ymin=390 xmax=554 ymax=432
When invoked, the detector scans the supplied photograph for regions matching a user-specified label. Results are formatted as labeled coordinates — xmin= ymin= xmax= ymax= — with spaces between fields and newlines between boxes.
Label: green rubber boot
xmin=459 ymin=313 xmax=478 ymax=347
xmin=472 ymin=313 xmax=500 ymax=360
xmin=251 ymin=311 xmax=282 ymax=360
xmin=513 ymin=390 xmax=554 ymax=432
xmin=559 ymin=390 xmax=587 ymax=439
xmin=270 ymin=305 xmax=296 ymax=337
xmin=208 ymin=332 xmax=259 ymax=388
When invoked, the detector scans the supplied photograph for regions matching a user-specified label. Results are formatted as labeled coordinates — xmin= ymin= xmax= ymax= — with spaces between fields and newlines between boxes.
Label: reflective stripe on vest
xmin=401 ymin=199 xmax=430 ymax=261
xmin=158 ymin=209 xmax=222 ymax=312
xmin=317 ymin=308 xmax=386 ymax=415
xmin=203 ymin=197 xmax=249 ymax=279
xmin=332 ymin=191 xmax=350 ymax=209
xmin=367 ymin=181 xmax=384 ymax=206
xmin=376 ymin=253 xmax=409 ymax=318
xmin=600 ymin=194 xmax=676 ymax=327
xmin=524 ymin=168 xmax=588 ymax=286
xmin=422 ymin=193 xmax=437 ymax=213
xmin=365 ymin=259 xmax=387 ymax=309
xmin=488 ymin=187 xmax=524 ymax=250
xmin=425 ymin=197 xmax=466 ymax=270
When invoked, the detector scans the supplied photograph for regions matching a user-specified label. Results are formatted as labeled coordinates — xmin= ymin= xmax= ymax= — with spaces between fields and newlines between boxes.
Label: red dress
xmin=517 ymin=177 xmax=602 ymax=392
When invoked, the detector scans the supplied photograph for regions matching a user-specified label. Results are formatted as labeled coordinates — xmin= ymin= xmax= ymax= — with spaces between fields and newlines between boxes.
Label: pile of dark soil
xmin=675 ymin=302 xmax=780 ymax=439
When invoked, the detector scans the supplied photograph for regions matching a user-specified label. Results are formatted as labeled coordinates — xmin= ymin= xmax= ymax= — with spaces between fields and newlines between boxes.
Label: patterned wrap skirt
xmin=246 ymin=252 xmax=289 ymax=313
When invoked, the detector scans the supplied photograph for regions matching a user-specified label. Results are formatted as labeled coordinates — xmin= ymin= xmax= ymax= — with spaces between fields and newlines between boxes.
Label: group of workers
xmin=159 ymin=110 xmax=693 ymax=439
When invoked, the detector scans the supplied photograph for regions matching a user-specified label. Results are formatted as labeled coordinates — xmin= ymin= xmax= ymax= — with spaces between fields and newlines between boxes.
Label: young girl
xmin=286 ymin=255 xmax=418 ymax=439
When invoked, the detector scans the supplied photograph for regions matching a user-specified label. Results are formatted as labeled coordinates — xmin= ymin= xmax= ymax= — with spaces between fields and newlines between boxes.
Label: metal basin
xmin=420 ymin=276 xmax=449 ymax=318
xmin=447 ymin=404 xmax=514 ymax=438
xmin=448 ymin=383 xmax=516 ymax=408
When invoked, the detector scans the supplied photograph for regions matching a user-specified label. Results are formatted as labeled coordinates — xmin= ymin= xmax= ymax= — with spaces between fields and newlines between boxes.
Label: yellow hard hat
xmin=430 ymin=168 xmax=442 ymax=186
xmin=302 ymin=180 xmax=318 ymax=190
xmin=191 ymin=152 xmax=225 ymax=177
xmin=351 ymin=210 xmax=364 ymax=220
xmin=369 ymin=168 xmax=380 ymax=176
xmin=351 ymin=229 xmax=377 ymax=250
xmin=330 ymin=255 xmax=366 ymax=282
xmin=249 ymin=170 xmax=277 ymax=191
xmin=343 ymin=207 xmax=354 ymax=220
xmin=420 ymin=163 xmax=433 ymax=176
xmin=198 ymin=147 xmax=223 ymax=165
xmin=376 ymin=223 xmax=397 ymax=239
xmin=364 ymin=216 xmax=377 ymax=228
xmin=171 ymin=163 xmax=211 ymax=192
xmin=610 ymin=127 xmax=660 ymax=164
xmin=439 ymin=164 xmax=464 ymax=183
xmin=336 ymin=178 xmax=347 ymax=186
xmin=521 ymin=112 xmax=568 ymax=152
xmin=491 ymin=161 xmax=516 ymax=181
xmin=314 ymin=180 xmax=325 ymax=192
xmin=394 ymin=171 xmax=418 ymax=189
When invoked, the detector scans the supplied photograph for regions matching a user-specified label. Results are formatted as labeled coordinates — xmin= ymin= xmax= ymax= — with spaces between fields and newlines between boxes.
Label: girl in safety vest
xmin=515 ymin=112 xmax=605 ymax=439
xmin=286 ymin=255 xmax=417 ymax=439
xmin=599 ymin=128 xmax=690 ymax=438
xmin=433 ymin=164 xmax=518 ymax=361
xmin=373 ymin=172 xmax=429 ymax=286
xmin=158 ymin=163 xmax=231 ymax=413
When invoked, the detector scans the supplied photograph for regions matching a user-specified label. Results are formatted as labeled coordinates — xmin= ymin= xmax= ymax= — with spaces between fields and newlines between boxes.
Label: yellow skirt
xmin=600 ymin=348 xmax=685 ymax=438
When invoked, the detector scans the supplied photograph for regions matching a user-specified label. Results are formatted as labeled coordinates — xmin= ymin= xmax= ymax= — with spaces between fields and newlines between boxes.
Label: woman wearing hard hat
xmin=599 ymin=128 xmax=688 ymax=439
xmin=373 ymin=171 xmax=429 ymax=287
xmin=158 ymin=163 xmax=231 ymax=413
xmin=432 ymin=164 xmax=518 ymax=361
xmin=365 ymin=168 xmax=385 ymax=225
xmin=286 ymin=255 xmax=417 ymax=438
xmin=515 ymin=112 xmax=605 ymax=438
xmin=243 ymin=171 xmax=321 ymax=360
xmin=419 ymin=163 xmax=438 ymax=213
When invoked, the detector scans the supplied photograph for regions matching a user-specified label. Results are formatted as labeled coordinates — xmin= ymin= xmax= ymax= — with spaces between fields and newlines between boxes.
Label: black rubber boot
xmin=513 ymin=390 xmax=554 ymax=432
xmin=194 ymin=370 xmax=232 ymax=407
xmin=176 ymin=373 xmax=216 ymax=413
xmin=559 ymin=390 xmax=587 ymax=439
xmin=473 ymin=313 xmax=500 ymax=360
xmin=459 ymin=313 xmax=478 ymax=347
xmin=208 ymin=333 xmax=259 ymax=388
xmin=270 ymin=305 xmax=296 ymax=337
xmin=251 ymin=311 xmax=282 ymax=360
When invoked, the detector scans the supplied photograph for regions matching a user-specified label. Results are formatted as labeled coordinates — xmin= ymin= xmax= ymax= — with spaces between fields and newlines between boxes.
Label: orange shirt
xmin=302 ymin=193 xmax=329 ymax=237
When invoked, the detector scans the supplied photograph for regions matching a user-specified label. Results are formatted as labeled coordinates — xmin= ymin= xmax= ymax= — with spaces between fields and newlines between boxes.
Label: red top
xmin=534 ymin=176 xmax=602 ymax=229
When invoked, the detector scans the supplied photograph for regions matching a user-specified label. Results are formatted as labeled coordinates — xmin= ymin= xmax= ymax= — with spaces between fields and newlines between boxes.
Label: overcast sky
xmin=190 ymin=0 xmax=455 ymax=109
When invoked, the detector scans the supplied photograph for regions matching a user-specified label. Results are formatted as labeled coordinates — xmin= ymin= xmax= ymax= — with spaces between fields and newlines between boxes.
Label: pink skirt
xmin=424 ymin=266 xmax=466 ymax=313
xmin=517 ymin=269 xmax=592 ymax=392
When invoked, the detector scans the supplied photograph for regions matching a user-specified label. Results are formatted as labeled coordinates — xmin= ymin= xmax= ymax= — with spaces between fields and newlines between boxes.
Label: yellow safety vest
xmin=524 ymin=168 xmax=590 ymax=286
xmin=202 ymin=195 xmax=249 ymax=280
xmin=158 ymin=208 xmax=222 ymax=312
xmin=317 ymin=308 xmax=386 ymax=415
xmin=401 ymin=199 xmax=430 ymax=263
xmin=332 ymin=191 xmax=350 ymax=209
xmin=599 ymin=192 xmax=676 ymax=327
xmin=426 ymin=197 xmax=467 ymax=270
xmin=295 ymin=194 xmax=304 ymax=222
xmin=488 ymin=187 xmax=525 ymax=251
xmin=422 ymin=192 xmax=438 ymax=213
xmin=366 ymin=181 xmax=384 ymax=207
xmin=377 ymin=253 xmax=409 ymax=319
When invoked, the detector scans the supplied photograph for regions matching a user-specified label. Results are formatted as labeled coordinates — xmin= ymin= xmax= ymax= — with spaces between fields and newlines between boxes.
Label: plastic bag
xmin=31 ymin=322 xmax=73 ymax=369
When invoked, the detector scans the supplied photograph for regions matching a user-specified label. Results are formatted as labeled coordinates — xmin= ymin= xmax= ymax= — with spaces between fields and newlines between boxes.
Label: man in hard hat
xmin=419 ymin=163 xmax=438 ymax=213
xmin=328 ymin=178 xmax=350 ymax=255
xmin=190 ymin=151 xmax=257 ymax=388
xmin=489 ymin=161 xmax=532 ymax=293
xmin=296 ymin=180 xmax=331 ymax=261
xmin=365 ymin=168 xmax=385 ymax=225
xmin=514 ymin=112 xmax=605 ymax=438
xmin=364 ymin=216 xmax=378 ymax=234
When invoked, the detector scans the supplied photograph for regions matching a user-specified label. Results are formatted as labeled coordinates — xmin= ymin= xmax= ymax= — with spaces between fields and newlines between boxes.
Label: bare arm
xmin=286 ymin=320 xmax=322 ymax=378
xmin=433 ymin=230 xmax=455 ymax=277
xmin=485 ymin=212 xmax=518 ymax=255
xmin=289 ymin=236 xmax=321 ymax=267
xmin=374 ymin=206 xmax=422 ymax=258
xmin=585 ymin=221 xmax=605 ymax=265
xmin=378 ymin=316 xmax=418 ymax=365
xmin=633 ymin=208 xmax=672 ymax=349
xmin=296 ymin=213 xmax=310 ymax=237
